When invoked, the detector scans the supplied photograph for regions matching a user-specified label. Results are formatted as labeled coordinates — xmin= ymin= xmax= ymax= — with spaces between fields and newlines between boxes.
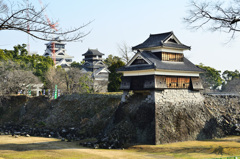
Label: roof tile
xmin=132 ymin=31 xmax=190 ymax=50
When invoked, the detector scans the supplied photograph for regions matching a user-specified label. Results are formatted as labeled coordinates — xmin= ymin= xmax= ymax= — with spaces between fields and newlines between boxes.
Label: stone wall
xmin=203 ymin=94 xmax=240 ymax=135
xmin=154 ymin=89 xmax=209 ymax=144
xmin=93 ymin=80 xmax=108 ymax=92
xmin=117 ymin=89 xmax=209 ymax=145
xmin=1 ymin=91 xmax=240 ymax=147
xmin=155 ymin=89 xmax=204 ymax=105
xmin=152 ymin=90 xmax=240 ymax=144
xmin=95 ymin=91 xmax=240 ymax=147
xmin=103 ymin=92 xmax=155 ymax=145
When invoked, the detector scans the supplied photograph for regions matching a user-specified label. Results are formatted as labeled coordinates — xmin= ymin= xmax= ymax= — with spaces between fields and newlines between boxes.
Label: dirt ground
xmin=0 ymin=135 xmax=240 ymax=159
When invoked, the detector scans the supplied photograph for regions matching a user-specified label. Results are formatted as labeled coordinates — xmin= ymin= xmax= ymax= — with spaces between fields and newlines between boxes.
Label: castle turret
xmin=81 ymin=49 xmax=110 ymax=92
xmin=82 ymin=49 xmax=104 ymax=67
xmin=118 ymin=31 xmax=205 ymax=145
xmin=118 ymin=31 xmax=204 ymax=91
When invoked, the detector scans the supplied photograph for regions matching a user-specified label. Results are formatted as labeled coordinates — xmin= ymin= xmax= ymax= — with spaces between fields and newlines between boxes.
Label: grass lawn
xmin=130 ymin=136 xmax=240 ymax=159
xmin=0 ymin=135 xmax=240 ymax=159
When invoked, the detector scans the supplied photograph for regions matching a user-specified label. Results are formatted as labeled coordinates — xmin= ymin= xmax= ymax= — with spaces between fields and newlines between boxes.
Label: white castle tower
xmin=43 ymin=37 xmax=74 ymax=68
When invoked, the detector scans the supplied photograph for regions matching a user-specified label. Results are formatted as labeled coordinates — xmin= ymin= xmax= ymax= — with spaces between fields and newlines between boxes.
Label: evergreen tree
xmin=197 ymin=63 xmax=223 ymax=90
xmin=0 ymin=44 xmax=54 ymax=83
xmin=107 ymin=60 xmax=125 ymax=92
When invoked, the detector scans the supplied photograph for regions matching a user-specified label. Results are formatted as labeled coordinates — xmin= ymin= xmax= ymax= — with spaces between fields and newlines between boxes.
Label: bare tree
xmin=44 ymin=67 xmax=67 ymax=92
xmin=0 ymin=0 xmax=90 ymax=41
xmin=117 ymin=42 xmax=134 ymax=63
xmin=66 ymin=68 xmax=93 ymax=94
xmin=184 ymin=0 xmax=240 ymax=39
xmin=0 ymin=60 xmax=40 ymax=95
xmin=45 ymin=67 xmax=93 ymax=94
xmin=65 ymin=68 xmax=81 ymax=93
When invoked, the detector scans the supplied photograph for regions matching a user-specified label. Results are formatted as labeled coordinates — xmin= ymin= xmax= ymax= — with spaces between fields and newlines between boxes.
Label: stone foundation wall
xmin=1 ymin=92 xmax=240 ymax=147
xmin=203 ymin=94 xmax=240 ymax=135
xmin=93 ymin=80 xmax=108 ymax=92
xmin=119 ymin=90 xmax=240 ymax=145
xmin=155 ymin=89 xmax=204 ymax=105
xmin=154 ymin=89 xmax=207 ymax=144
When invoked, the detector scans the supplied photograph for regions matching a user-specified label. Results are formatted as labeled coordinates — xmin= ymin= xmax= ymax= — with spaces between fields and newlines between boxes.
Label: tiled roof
xmin=132 ymin=31 xmax=190 ymax=50
xmin=117 ymin=51 xmax=203 ymax=72
xmin=82 ymin=49 xmax=104 ymax=56
xmin=81 ymin=60 xmax=110 ymax=76
xmin=82 ymin=61 xmax=106 ymax=69
xmin=93 ymin=67 xmax=109 ymax=77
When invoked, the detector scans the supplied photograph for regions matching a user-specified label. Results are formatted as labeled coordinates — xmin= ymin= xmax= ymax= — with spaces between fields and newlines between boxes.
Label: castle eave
xmin=121 ymin=69 xmax=201 ymax=77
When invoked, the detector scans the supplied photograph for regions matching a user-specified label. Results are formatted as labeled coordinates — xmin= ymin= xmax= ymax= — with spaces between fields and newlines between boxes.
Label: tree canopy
xmin=70 ymin=61 xmax=82 ymax=68
xmin=221 ymin=70 xmax=240 ymax=91
xmin=0 ymin=44 xmax=93 ymax=95
xmin=107 ymin=59 xmax=125 ymax=92
xmin=0 ymin=44 xmax=53 ymax=82
xmin=222 ymin=70 xmax=240 ymax=82
xmin=104 ymin=54 xmax=122 ymax=67
xmin=197 ymin=63 xmax=224 ymax=90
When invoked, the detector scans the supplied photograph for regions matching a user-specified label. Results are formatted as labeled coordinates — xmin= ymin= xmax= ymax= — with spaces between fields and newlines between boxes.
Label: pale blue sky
xmin=1 ymin=0 xmax=240 ymax=72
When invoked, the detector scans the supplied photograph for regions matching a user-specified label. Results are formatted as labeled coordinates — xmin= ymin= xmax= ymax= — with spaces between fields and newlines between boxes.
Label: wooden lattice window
xmin=162 ymin=52 xmax=183 ymax=62
xmin=166 ymin=77 xmax=190 ymax=88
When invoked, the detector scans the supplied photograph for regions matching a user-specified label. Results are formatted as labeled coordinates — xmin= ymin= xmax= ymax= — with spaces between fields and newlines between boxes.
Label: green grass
xmin=1 ymin=135 xmax=240 ymax=159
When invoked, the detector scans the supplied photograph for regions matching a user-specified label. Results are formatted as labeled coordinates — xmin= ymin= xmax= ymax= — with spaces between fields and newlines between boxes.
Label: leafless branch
xmin=0 ymin=60 xmax=40 ymax=95
xmin=0 ymin=0 xmax=91 ymax=42
xmin=117 ymin=42 xmax=134 ymax=63
xmin=184 ymin=0 xmax=240 ymax=39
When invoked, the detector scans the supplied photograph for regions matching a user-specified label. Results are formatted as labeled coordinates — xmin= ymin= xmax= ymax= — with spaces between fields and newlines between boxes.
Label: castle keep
xmin=118 ymin=31 xmax=205 ymax=144
xmin=81 ymin=49 xmax=109 ymax=92
xmin=43 ymin=37 xmax=74 ymax=68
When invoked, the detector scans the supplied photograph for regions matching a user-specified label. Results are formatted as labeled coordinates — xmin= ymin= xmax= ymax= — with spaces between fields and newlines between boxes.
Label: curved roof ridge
xmin=150 ymin=31 xmax=173 ymax=37
xmin=118 ymin=51 xmax=203 ymax=73
xmin=82 ymin=48 xmax=104 ymax=56
xmin=132 ymin=31 xmax=190 ymax=50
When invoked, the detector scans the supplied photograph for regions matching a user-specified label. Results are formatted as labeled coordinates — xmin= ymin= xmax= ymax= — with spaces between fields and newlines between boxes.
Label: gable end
xmin=127 ymin=54 xmax=152 ymax=66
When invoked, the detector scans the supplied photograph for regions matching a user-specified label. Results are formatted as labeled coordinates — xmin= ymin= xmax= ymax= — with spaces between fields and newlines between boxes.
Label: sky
xmin=0 ymin=0 xmax=240 ymax=72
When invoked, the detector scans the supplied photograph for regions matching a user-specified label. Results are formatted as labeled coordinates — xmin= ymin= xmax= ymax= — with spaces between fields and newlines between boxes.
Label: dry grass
xmin=0 ymin=135 xmax=240 ymax=159
xmin=0 ymin=135 xmax=155 ymax=159
xmin=130 ymin=136 xmax=240 ymax=159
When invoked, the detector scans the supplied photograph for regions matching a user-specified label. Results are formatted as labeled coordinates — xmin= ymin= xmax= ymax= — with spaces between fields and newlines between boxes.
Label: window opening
xmin=162 ymin=52 xmax=183 ymax=62
xmin=166 ymin=77 xmax=190 ymax=88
